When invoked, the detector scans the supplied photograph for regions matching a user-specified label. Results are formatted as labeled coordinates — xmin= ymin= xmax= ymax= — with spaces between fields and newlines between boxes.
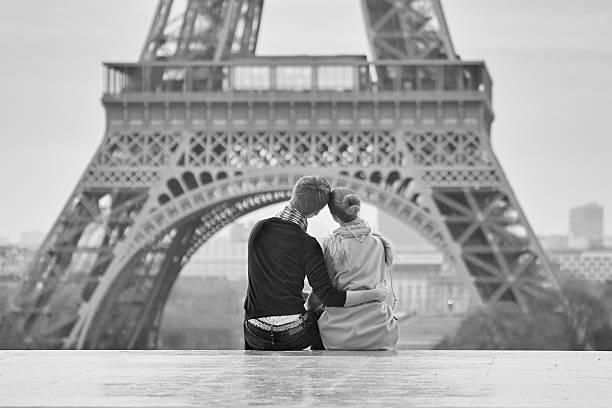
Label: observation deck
xmin=103 ymin=56 xmax=492 ymax=107
xmin=101 ymin=56 xmax=493 ymax=133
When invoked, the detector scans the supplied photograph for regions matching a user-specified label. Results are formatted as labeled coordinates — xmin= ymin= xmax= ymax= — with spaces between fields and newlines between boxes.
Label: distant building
xmin=391 ymin=251 xmax=472 ymax=317
xmin=539 ymin=234 xmax=569 ymax=251
xmin=569 ymin=203 xmax=604 ymax=249
xmin=541 ymin=208 xmax=612 ymax=282
xmin=549 ymin=249 xmax=612 ymax=282
xmin=0 ymin=245 xmax=34 ymax=279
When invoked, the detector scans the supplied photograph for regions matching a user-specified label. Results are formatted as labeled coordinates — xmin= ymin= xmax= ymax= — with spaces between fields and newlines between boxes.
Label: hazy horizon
xmin=1 ymin=0 xmax=611 ymax=243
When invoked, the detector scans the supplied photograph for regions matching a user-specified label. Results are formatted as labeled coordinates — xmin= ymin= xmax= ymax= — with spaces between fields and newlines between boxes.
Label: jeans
xmin=244 ymin=311 xmax=324 ymax=351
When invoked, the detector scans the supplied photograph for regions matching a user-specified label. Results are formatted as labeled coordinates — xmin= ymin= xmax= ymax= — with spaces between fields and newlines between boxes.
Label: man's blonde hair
xmin=289 ymin=176 xmax=332 ymax=215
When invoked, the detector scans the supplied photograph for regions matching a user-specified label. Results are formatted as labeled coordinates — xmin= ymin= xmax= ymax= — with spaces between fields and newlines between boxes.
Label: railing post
xmin=371 ymin=62 xmax=377 ymax=92
xmin=456 ymin=64 xmax=463 ymax=92
xmin=185 ymin=66 xmax=191 ymax=94
xmin=484 ymin=65 xmax=492 ymax=102
xmin=227 ymin=65 xmax=233 ymax=92
xmin=270 ymin=64 xmax=276 ymax=91
xmin=396 ymin=65 xmax=402 ymax=92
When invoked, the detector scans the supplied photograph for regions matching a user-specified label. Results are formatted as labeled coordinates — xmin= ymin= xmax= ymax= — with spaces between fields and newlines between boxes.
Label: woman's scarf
xmin=323 ymin=217 xmax=393 ymax=269
xmin=332 ymin=217 xmax=372 ymax=242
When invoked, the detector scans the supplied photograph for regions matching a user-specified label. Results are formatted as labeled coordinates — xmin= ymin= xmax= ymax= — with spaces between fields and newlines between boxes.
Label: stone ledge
xmin=0 ymin=350 xmax=609 ymax=407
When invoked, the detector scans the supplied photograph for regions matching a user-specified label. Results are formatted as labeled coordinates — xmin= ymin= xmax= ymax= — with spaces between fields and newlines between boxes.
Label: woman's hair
xmin=328 ymin=187 xmax=361 ymax=223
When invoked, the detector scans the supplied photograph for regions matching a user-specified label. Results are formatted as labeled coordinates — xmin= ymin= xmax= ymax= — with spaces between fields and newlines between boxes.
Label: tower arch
xmin=75 ymin=169 xmax=460 ymax=349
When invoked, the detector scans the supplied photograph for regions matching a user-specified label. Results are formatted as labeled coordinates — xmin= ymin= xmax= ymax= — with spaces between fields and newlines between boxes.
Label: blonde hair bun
xmin=342 ymin=194 xmax=361 ymax=216
xmin=328 ymin=188 xmax=361 ymax=223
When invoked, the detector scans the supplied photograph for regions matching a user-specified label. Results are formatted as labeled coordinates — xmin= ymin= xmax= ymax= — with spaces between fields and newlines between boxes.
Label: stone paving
xmin=0 ymin=350 xmax=610 ymax=407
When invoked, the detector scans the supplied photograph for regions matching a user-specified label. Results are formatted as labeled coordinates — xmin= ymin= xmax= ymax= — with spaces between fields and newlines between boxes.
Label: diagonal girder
xmin=432 ymin=185 xmax=564 ymax=311
xmin=140 ymin=0 xmax=263 ymax=62
xmin=361 ymin=0 xmax=456 ymax=60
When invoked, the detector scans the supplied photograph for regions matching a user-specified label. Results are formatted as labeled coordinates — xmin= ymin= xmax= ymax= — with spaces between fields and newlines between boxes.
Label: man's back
xmin=243 ymin=218 xmax=312 ymax=319
xmin=244 ymin=216 xmax=348 ymax=320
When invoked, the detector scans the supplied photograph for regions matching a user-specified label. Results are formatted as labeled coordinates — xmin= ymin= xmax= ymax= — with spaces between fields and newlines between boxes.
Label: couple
xmin=243 ymin=175 xmax=399 ymax=351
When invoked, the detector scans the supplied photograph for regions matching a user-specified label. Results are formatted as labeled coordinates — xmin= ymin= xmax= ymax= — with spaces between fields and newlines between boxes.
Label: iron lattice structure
xmin=0 ymin=0 xmax=565 ymax=349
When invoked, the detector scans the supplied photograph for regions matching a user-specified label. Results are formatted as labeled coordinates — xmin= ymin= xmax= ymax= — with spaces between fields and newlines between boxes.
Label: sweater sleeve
xmin=303 ymin=237 xmax=346 ymax=307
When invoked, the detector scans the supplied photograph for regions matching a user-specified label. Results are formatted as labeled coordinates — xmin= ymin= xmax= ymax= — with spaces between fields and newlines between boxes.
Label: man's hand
xmin=305 ymin=291 xmax=324 ymax=311
xmin=344 ymin=281 xmax=388 ymax=307
xmin=373 ymin=280 xmax=388 ymax=302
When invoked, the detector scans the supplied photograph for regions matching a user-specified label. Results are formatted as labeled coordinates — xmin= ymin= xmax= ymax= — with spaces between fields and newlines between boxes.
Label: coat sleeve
xmin=303 ymin=237 xmax=346 ymax=307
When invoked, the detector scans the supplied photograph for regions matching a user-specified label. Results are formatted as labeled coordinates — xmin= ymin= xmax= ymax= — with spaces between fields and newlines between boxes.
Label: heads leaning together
xmin=290 ymin=176 xmax=361 ymax=224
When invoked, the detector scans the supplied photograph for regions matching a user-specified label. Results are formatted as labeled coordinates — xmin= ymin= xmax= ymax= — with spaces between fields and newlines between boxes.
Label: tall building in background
xmin=569 ymin=203 xmax=604 ymax=249
xmin=540 ymin=203 xmax=611 ymax=282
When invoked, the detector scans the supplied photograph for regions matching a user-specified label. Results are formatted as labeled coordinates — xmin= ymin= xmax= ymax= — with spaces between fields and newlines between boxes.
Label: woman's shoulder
xmin=371 ymin=232 xmax=394 ymax=266
xmin=321 ymin=233 xmax=349 ymax=269
xmin=320 ymin=233 xmax=336 ymax=247
xmin=320 ymin=233 xmax=343 ymax=255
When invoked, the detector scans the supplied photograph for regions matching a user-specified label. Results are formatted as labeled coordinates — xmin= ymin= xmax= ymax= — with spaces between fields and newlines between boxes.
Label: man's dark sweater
xmin=243 ymin=217 xmax=347 ymax=320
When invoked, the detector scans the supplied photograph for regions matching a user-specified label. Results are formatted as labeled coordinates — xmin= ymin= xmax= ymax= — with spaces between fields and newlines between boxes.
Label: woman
xmin=308 ymin=187 xmax=399 ymax=350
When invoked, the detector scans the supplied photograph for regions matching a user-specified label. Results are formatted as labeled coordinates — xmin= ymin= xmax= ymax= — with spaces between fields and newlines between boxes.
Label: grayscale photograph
xmin=0 ymin=0 xmax=611 ymax=406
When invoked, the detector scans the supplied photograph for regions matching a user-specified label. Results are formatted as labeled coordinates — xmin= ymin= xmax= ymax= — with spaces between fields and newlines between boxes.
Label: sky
xmin=0 ymin=0 xmax=611 ymax=243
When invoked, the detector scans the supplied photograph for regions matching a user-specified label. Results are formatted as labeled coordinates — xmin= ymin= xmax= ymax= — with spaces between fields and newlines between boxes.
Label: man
xmin=243 ymin=175 xmax=386 ymax=350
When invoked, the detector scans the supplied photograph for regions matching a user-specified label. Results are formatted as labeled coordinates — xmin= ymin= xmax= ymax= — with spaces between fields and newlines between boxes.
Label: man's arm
xmin=305 ymin=291 xmax=324 ymax=311
xmin=344 ymin=282 xmax=387 ymax=307
xmin=306 ymin=286 xmax=387 ymax=308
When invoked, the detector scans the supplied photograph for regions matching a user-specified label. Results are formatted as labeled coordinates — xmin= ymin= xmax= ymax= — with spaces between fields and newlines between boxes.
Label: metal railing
xmin=103 ymin=60 xmax=492 ymax=101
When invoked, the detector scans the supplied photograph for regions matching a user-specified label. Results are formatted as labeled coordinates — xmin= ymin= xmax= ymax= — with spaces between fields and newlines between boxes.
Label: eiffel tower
xmin=1 ymin=0 xmax=565 ymax=349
